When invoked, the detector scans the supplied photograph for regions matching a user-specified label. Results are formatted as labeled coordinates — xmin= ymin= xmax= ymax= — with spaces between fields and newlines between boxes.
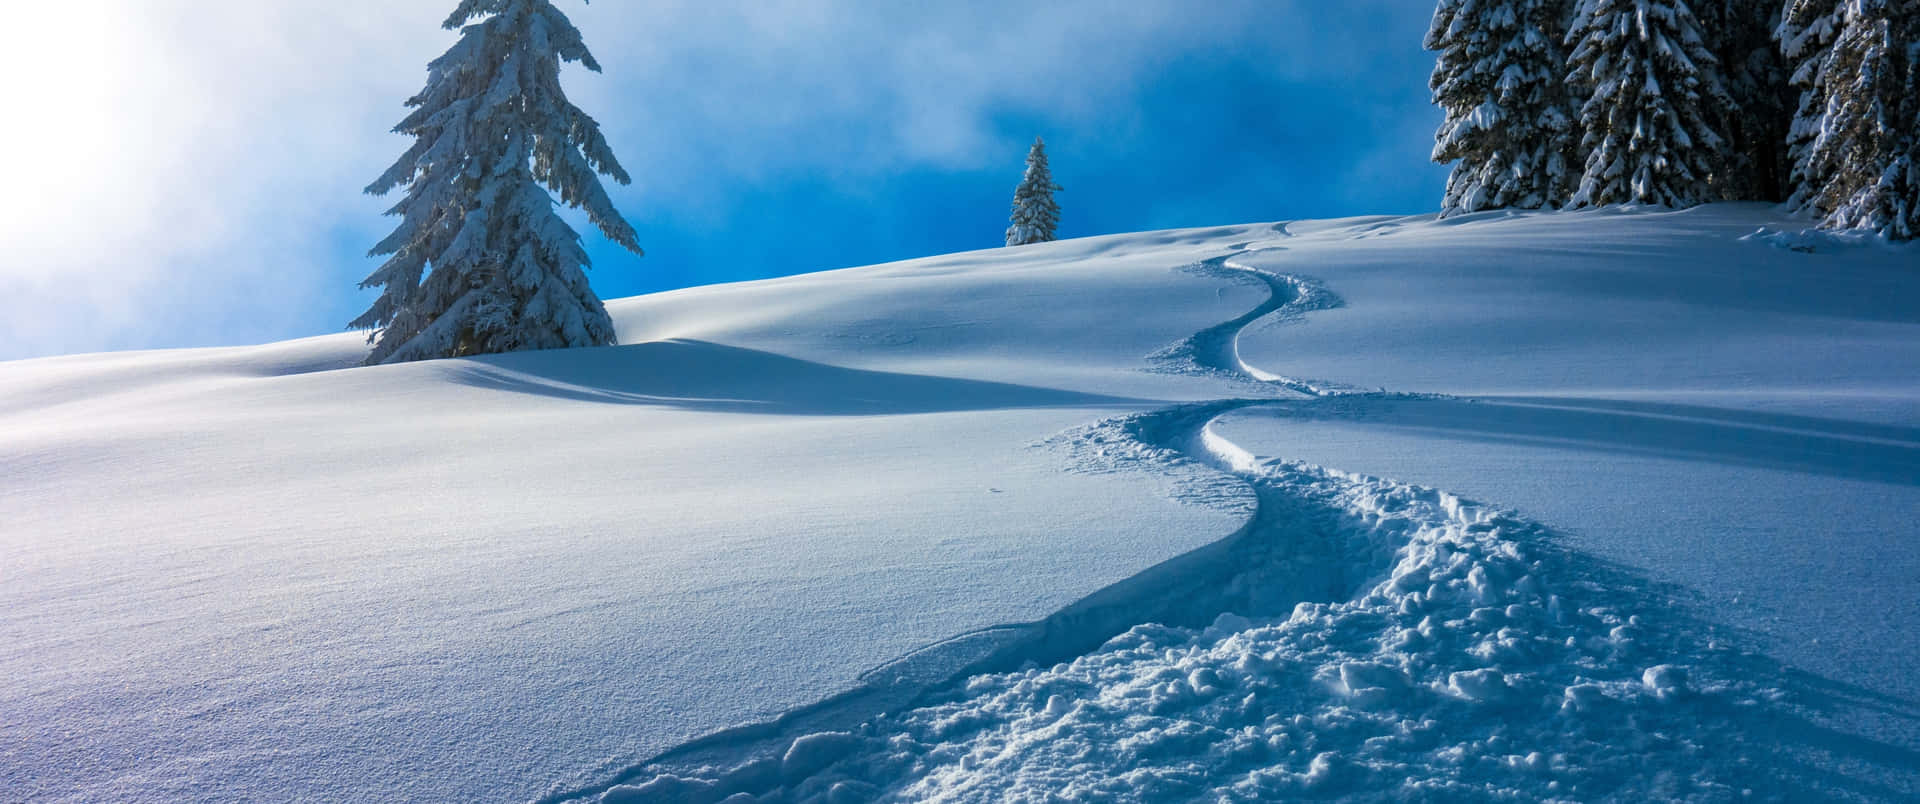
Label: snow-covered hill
xmin=4 ymin=206 xmax=1916 ymax=802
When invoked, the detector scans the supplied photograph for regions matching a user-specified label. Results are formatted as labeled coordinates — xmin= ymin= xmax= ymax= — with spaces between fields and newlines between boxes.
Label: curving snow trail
xmin=1149 ymin=249 xmax=1351 ymax=398
xmin=574 ymin=244 xmax=1842 ymax=803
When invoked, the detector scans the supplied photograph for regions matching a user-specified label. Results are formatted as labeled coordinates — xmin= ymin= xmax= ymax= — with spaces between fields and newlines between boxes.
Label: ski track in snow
xmin=561 ymin=240 xmax=1883 ymax=803
xmin=1146 ymin=251 xmax=1351 ymax=398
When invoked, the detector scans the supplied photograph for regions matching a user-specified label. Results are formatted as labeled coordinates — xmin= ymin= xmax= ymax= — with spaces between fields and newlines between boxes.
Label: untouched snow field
xmin=3 ymin=205 xmax=1916 ymax=802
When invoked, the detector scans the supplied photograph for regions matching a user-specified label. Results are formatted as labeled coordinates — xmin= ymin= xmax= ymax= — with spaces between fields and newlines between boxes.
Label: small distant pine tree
xmin=1005 ymin=138 xmax=1062 ymax=246
xmin=1565 ymin=0 xmax=1735 ymax=207
xmin=1426 ymin=0 xmax=1581 ymax=214
xmin=353 ymin=0 xmax=642 ymax=365
xmin=1785 ymin=0 xmax=1918 ymax=239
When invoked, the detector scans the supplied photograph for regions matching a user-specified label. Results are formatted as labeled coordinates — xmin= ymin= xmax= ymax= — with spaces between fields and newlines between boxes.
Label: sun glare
xmin=0 ymin=6 xmax=141 ymax=257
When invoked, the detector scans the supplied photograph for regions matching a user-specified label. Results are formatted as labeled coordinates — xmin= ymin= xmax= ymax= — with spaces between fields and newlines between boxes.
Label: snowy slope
xmin=3 ymin=207 xmax=1916 ymax=802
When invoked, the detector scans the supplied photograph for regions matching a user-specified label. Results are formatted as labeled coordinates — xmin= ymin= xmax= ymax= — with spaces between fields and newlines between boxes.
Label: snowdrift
xmin=3 ymin=205 xmax=1915 ymax=802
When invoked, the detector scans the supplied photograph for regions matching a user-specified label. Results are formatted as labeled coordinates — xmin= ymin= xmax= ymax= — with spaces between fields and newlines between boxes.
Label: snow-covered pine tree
xmin=1426 ymin=0 xmax=1580 ymax=214
xmin=1895 ymin=11 xmax=1920 ymax=240
xmin=1701 ymin=0 xmax=1794 ymax=200
xmin=353 ymin=0 xmax=641 ymax=364
xmin=1565 ymin=0 xmax=1735 ymax=207
xmin=1005 ymin=138 xmax=1062 ymax=247
xmin=1778 ymin=0 xmax=1846 ymax=209
xmin=1785 ymin=0 xmax=1918 ymax=239
xmin=1897 ymin=28 xmax=1920 ymax=240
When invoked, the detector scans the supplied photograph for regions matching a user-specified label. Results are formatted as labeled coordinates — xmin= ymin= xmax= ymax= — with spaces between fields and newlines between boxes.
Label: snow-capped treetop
xmin=353 ymin=0 xmax=640 ymax=364
xmin=1005 ymin=137 xmax=1062 ymax=247
xmin=1426 ymin=0 xmax=1580 ymax=215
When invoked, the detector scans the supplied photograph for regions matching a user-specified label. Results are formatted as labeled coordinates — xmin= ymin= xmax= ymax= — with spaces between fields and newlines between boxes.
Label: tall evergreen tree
xmin=1565 ymin=0 xmax=1735 ymax=207
xmin=1778 ymin=0 xmax=1847 ymax=209
xmin=1005 ymin=138 xmax=1062 ymax=247
xmin=1701 ymin=0 xmax=1794 ymax=200
xmin=1426 ymin=0 xmax=1580 ymax=214
xmin=1893 ymin=14 xmax=1920 ymax=240
xmin=353 ymin=0 xmax=641 ymax=365
xmin=1784 ymin=0 xmax=1918 ymax=239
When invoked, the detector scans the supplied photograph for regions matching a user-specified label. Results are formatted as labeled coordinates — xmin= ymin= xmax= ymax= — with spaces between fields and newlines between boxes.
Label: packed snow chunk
xmin=1302 ymin=751 xmax=1348 ymax=791
xmin=1326 ymin=660 xmax=1409 ymax=709
xmin=1641 ymin=664 xmax=1690 ymax=702
xmin=781 ymin=731 xmax=863 ymax=782
xmin=1560 ymin=682 xmax=1613 ymax=715
xmin=1444 ymin=668 xmax=1515 ymax=704
xmin=1042 ymin=693 xmax=1072 ymax=717
xmin=1186 ymin=666 xmax=1225 ymax=696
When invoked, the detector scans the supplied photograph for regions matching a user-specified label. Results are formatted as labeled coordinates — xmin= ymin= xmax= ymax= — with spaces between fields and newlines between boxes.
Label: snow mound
xmin=1738 ymin=225 xmax=1912 ymax=253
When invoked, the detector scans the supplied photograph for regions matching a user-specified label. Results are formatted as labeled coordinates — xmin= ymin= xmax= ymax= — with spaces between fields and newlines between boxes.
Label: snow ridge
xmin=572 ymin=242 xmax=1825 ymax=803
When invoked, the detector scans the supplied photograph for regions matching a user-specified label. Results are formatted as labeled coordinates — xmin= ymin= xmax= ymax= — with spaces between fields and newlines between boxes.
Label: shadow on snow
xmin=447 ymin=338 xmax=1146 ymax=416
xmin=1263 ymin=394 xmax=1920 ymax=488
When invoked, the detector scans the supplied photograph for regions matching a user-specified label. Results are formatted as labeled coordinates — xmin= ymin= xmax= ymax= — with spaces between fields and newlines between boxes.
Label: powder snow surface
xmin=2 ymin=206 xmax=1915 ymax=802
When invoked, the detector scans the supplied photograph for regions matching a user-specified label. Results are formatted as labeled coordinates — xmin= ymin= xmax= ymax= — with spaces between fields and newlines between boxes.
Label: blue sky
xmin=0 ymin=1 xmax=1444 ymax=361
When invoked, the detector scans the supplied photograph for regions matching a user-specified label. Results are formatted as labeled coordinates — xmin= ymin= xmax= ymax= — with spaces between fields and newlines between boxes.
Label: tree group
xmin=1427 ymin=0 xmax=1918 ymax=240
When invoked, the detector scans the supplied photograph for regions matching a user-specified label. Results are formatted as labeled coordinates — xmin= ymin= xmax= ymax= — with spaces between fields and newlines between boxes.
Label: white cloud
xmin=0 ymin=0 xmax=1433 ymax=359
